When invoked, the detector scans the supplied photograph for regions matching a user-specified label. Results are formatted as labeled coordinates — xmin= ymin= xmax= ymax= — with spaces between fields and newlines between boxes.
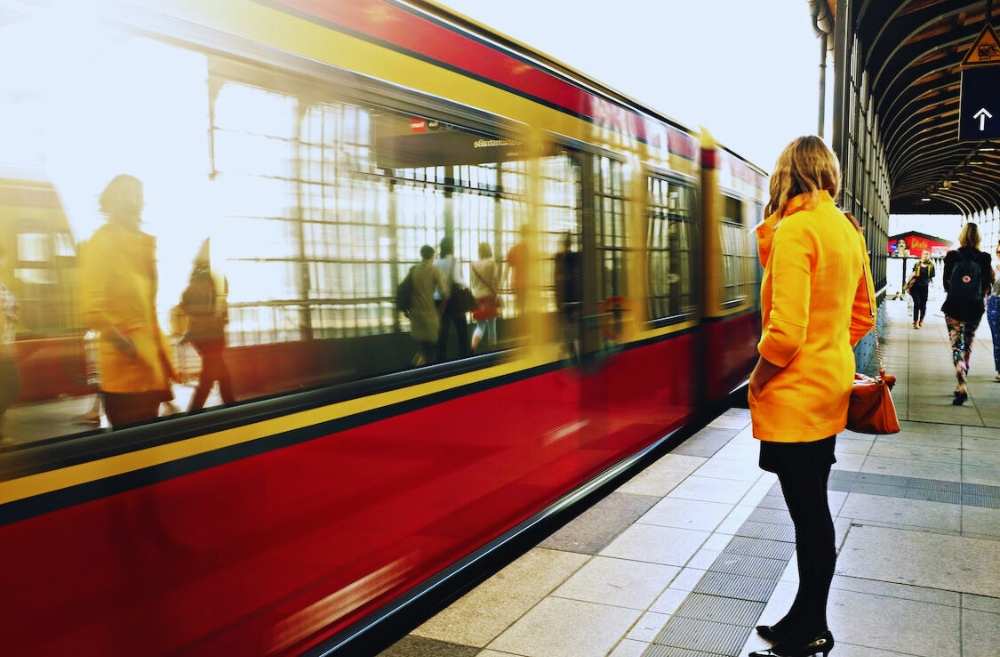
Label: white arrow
xmin=974 ymin=107 xmax=993 ymax=131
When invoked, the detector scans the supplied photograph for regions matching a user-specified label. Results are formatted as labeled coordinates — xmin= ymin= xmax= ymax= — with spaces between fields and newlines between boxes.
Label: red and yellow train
xmin=0 ymin=1 xmax=766 ymax=655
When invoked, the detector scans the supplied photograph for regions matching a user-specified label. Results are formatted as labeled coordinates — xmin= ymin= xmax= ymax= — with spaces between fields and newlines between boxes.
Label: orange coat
xmin=79 ymin=223 xmax=175 ymax=394
xmin=749 ymin=191 xmax=876 ymax=442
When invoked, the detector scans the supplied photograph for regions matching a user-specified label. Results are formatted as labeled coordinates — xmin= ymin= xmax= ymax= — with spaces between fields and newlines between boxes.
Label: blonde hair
xmin=959 ymin=222 xmax=981 ymax=250
xmin=764 ymin=136 xmax=841 ymax=218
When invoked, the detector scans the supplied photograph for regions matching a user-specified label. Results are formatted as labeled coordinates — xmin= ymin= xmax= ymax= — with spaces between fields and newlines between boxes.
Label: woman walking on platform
xmin=748 ymin=136 xmax=875 ymax=657
xmin=942 ymin=223 xmax=993 ymax=405
xmin=907 ymin=251 xmax=935 ymax=328
xmin=987 ymin=243 xmax=1000 ymax=382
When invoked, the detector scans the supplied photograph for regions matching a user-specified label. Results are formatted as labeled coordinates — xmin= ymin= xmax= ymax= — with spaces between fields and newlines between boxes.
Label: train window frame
xmin=644 ymin=171 xmax=697 ymax=327
xmin=719 ymin=193 xmax=752 ymax=309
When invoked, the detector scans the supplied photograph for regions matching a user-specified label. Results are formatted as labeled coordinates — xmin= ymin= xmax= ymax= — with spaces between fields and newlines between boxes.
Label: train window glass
xmin=594 ymin=156 xmax=626 ymax=303
xmin=1 ymin=27 xmax=545 ymax=450
xmin=646 ymin=176 xmax=695 ymax=321
xmin=539 ymin=153 xmax=582 ymax=315
xmin=720 ymin=195 xmax=753 ymax=306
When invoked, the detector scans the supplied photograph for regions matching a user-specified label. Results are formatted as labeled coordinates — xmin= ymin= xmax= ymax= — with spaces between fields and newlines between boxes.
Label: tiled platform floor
xmin=379 ymin=298 xmax=1000 ymax=657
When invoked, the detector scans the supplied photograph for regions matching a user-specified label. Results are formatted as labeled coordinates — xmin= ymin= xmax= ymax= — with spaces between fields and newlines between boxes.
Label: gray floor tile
xmin=668 ymin=476 xmax=754 ymax=505
xmin=693 ymin=457 xmax=761 ymax=482
xmin=541 ymin=492 xmax=660 ymax=554
xmin=379 ymin=636 xmax=480 ymax=657
xmin=638 ymin=497 xmax=733 ymax=533
xmin=673 ymin=429 xmax=739 ymax=458
xmin=828 ymin=588 xmax=960 ymax=657
xmin=488 ymin=597 xmax=641 ymax=657
xmin=600 ymin=524 xmax=710 ymax=566
xmin=607 ymin=639 xmax=649 ymax=657
xmin=830 ymin=575 xmax=960 ymax=606
xmin=734 ymin=521 xmax=796 ymax=543
xmin=708 ymin=552 xmax=788 ymax=580
xmin=862 ymin=456 xmax=962 ymax=482
xmin=673 ymin=593 xmax=766 ymax=627
xmin=553 ymin=556 xmax=679 ymax=610
xmin=962 ymin=506 xmax=1000 ymax=538
xmin=723 ymin=535 xmax=796 ymax=560
xmin=653 ymin=616 xmax=750 ymax=656
xmin=626 ymin=611 xmax=671 ymax=642
xmin=840 ymin=493 xmax=961 ymax=531
xmin=693 ymin=571 xmax=779 ymax=602
xmin=961 ymin=609 xmax=1000 ymax=657
xmin=868 ymin=442 xmax=962 ymax=464
xmin=962 ymin=593 xmax=1000 ymax=614
xmin=413 ymin=548 xmax=589 ymax=647
xmin=836 ymin=525 xmax=1000 ymax=598
xmin=963 ymin=464 xmax=1000 ymax=486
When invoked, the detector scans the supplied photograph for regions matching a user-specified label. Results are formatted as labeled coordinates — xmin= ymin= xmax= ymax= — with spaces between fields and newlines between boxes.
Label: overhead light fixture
xmin=922 ymin=197 xmax=932 ymax=202
xmin=980 ymin=147 xmax=996 ymax=152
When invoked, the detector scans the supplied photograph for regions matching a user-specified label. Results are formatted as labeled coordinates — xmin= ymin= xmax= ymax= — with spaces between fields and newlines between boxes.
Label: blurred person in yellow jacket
xmin=0 ymin=245 xmax=19 ymax=445
xmin=79 ymin=174 xmax=176 ymax=429
xmin=747 ymin=137 xmax=875 ymax=657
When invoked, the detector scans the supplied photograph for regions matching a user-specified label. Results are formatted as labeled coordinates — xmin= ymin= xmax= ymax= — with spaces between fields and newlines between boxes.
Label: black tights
xmin=775 ymin=461 xmax=836 ymax=639
xmin=911 ymin=284 xmax=928 ymax=323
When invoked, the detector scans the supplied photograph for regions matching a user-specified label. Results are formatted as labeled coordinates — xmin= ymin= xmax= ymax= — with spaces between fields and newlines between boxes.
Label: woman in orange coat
xmin=748 ymin=136 xmax=875 ymax=657
xmin=79 ymin=174 xmax=176 ymax=428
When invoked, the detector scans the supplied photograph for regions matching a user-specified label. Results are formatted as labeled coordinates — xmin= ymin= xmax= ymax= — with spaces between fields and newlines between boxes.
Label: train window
xmin=594 ymin=156 xmax=627 ymax=304
xmin=720 ymin=195 xmax=754 ymax=306
xmin=647 ymin=176 xmax=695 ymax=322
xmin=0 ymin=29 xmax=550 ymax=450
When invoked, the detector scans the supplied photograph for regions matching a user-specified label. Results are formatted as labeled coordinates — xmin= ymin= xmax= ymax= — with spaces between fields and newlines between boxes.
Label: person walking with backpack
xmin=179 ymin=239 xmax=235 ymax=411
xmin=400 ymin=245 xmax=446 ymax=367
xmin=942 ymin=222 xmax=993 ymax=405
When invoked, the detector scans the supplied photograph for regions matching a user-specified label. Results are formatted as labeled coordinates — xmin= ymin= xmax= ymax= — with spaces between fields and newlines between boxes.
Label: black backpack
xmin=395 ymin=267 xmax=415 ymax=313
xmin=948 ymin=252 xmax=982 ymax=306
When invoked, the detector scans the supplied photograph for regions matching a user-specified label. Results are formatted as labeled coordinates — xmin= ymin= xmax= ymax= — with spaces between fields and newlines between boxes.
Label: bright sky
xmin=441 ymin=0 xmax=828 ymax=172
xmin=441 ymin=0 xmax=965 ymax=232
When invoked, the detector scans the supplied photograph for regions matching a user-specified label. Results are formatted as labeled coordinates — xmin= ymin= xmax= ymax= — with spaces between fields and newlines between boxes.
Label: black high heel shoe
xmin=749 ymin=630 xmax=834 ymax=657
xmin=755 ymin=624 xmax=790 ymax=643
xmin=953 ymin=390 xmax=968 ymax=406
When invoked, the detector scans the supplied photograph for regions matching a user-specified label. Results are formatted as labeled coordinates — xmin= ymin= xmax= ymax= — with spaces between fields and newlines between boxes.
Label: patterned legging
xmin=946 ymin=315 xmax=980 ymax=385
xmin=987 ymin=296 xmax=1000 ymax=373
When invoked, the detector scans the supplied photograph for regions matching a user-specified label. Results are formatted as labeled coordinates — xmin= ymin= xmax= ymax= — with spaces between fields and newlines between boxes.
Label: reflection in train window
xmin=647 ymin=177 xmax=695 ymax=321
xmin=0 ymin=30 xmax=568 ymax=448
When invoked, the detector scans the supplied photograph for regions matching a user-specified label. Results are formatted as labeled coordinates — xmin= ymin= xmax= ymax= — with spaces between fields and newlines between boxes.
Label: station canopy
xmin=853 ymin=1 xmax=1000 ymax=214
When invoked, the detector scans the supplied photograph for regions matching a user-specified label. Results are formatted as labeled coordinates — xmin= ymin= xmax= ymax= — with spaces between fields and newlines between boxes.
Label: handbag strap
xmin=471 ymin=262 xmax=497 ymax=296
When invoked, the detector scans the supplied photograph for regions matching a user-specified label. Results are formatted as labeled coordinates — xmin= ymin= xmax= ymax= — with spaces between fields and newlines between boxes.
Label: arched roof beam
xmin=870 ymin=0 xmax=981 ymax=90
xmin=885 ymin=103 xmax=958 ymax=158
xmin=884 ymin=98 xmax=959 ymax=156
xmin=876 ymin=33 xmax=974 ymax=119
xmin=880 ymin=74 xmax=960 ymax=150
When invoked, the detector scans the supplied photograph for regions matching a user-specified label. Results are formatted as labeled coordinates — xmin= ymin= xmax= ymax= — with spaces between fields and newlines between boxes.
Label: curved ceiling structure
xmin=851 ymin=1 xmax=1000 ymax=214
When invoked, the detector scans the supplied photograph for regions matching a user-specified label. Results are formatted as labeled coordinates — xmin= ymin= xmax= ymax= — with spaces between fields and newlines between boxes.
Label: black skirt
xmin=759 ymin=435 xmax=837 ymax=474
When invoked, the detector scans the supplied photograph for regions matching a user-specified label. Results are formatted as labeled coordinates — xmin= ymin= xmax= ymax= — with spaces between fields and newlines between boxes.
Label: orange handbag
xmin=845 ymin=214 xmax=900 ymax=434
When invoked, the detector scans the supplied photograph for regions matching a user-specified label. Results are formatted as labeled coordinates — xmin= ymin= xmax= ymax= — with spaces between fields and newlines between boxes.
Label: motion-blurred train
xmin=0 ymin=1 xmax=766 ymax=655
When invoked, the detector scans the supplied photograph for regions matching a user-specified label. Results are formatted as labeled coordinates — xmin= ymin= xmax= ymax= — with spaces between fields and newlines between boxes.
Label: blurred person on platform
xmin=435 ymin=236 xmax=471 ymax=361
xmin=905 ymin=251 xmax=935 ymax=328
xmin=79 ymin=174 xmax=176 ymax=428
xmin=470 ymin=242 xmax=500 ymax=352
xmin=941 ymin=222 xmax=993 ymax=405
xmin=0 ymin=245 xmax=19 ymax=445
xmin=988 ymin=242 xmax=1000 ymax=382
xmin=179 ymin=239 xmax=234 ymax=411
